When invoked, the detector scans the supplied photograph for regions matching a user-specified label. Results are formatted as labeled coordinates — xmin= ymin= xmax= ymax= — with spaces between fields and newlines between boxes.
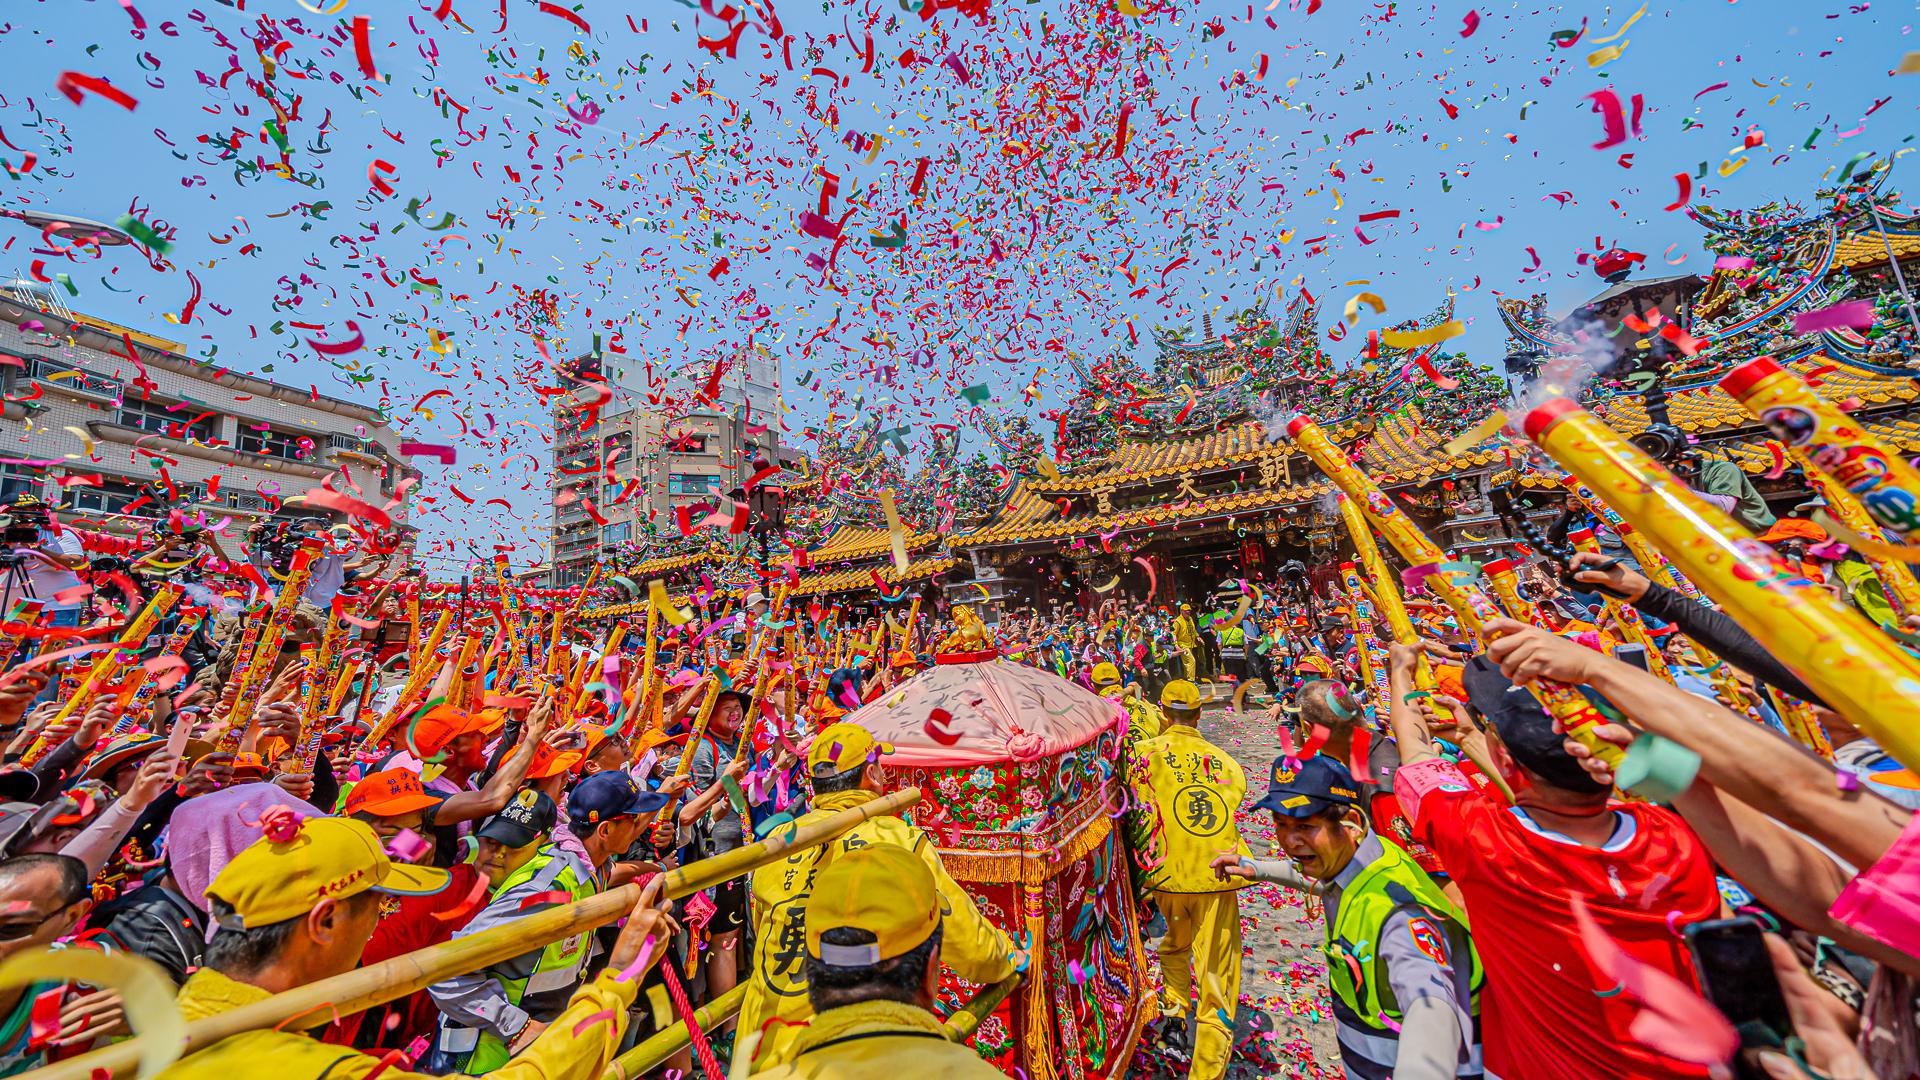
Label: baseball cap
xmin=81 ymin=732 xmax=214 ymax=784
xmin=566 ymin=770 xmax=668 ymax=829
xmin=526 ymin=739 xmax=585 ymax=781
xmin=805 ymin=844 xmax=940 ymax=965
xmin=1160 ymin=680 xmax=1201 ymax=711
xmin=0 ymin=801 xmax=61 ymax=858
xmin=407 ymin=705 xmax=486 ymax=759
xmin=1461 ymin=656 xmax=1610 ymax=794
xmin=1090 ymin=662 xmax=1121 ymax=687
xmin=477 ymin=789 xmax=558 ymax=848
xmin=1252 ymin=755 xmax=1361 ymax=817
xmin=806 ymin=722 xmax=894 ymax=777
xmin=206 ymin=817 xmax=449 ymax=930
xmin=341 ymin=768 xmax=443 ymax=818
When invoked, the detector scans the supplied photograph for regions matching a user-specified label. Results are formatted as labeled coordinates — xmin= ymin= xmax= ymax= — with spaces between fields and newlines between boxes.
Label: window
xmin=67 ymin=478 xmax=148 ymax=516
xmin=602 ymin=480 xmax=632 ymax=506
xmin=668 ymin=472 xmax=719 ymax=496
xmin=118 ymin=397 xmax=218 ymax=443
xmin=665 ymin=432 xmax=709 ymax=454
xmin=237 ymin=426 xmax=313 ymax=461
xmin=327 ymin=433 xmax=374 ymax=455
xmin=28 ymin=357 xmax=120 ymax=399
xmin=600 ymin=522 xmax=631 ymax=544
xmin=0 ymin=464 xmax=43 ymax=501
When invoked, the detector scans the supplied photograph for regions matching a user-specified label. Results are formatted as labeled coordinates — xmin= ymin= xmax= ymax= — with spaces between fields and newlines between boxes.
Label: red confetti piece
xmin=538 ymin=2 xmax=590 ymax=33
xmin=1460 ymin=10 xmax=1480 ymax=36
xmin=54 ymin=72 xmax=138 ymax=111
xmin=924 ymin=707 xmax=962 ymax=745
xmin=351 ymin=16 xmax=381 ymax=81
xmin=1663 ymin=173 xmax=1692 ymax=212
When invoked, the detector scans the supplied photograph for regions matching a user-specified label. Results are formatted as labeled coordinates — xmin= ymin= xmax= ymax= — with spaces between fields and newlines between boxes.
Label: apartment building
xmin=0 ymin=282 xmax=413 ymax=540
xmin=550 ymin=344 xmax=783 ymax=586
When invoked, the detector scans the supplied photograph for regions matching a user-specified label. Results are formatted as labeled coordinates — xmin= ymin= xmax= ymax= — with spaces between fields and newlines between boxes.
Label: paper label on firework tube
xmin=1480 ymin=558 xmax=1514 ymax=578
xmin=1566 ymin=528 xmax=1595 ymax=544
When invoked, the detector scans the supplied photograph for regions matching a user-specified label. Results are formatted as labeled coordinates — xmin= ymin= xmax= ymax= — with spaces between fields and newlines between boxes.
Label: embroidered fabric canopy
xmin=838 ymin=657 xmax=1120 ymax=768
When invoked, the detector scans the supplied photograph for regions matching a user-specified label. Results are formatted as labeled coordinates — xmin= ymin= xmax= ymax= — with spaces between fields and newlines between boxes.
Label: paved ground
xmin=1130 ymin=692 xmax=1340 ymax=1079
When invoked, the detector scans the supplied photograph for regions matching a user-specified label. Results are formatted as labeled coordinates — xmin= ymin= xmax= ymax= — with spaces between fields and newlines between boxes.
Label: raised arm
xmin=1482 ymin=618 xmax=1905 ymax=874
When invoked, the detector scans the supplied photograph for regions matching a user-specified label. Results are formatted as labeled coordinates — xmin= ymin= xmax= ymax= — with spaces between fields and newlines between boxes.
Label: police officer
xmin=1213 ymin=755 xmax=1483 ymax=1080
xmin=735 ymin=722 xmax=1016 ymax=1070
xmin=1129 ymin=679 xmax=1251 ymax=1079
xmin=429 ymin=776 xmax=661 ymax=1073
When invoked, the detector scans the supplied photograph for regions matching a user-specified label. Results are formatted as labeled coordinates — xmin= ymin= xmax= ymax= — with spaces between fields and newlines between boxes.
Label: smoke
xmin=1509 ymin=308 xmax=1626 ymax=421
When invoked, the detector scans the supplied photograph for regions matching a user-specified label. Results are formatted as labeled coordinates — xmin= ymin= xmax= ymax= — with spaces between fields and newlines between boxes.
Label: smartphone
xmin=1684 ymin=916 xmax=1792 ymax=1079
xmin=1612 ymin=643 xmax=1651 ymax=673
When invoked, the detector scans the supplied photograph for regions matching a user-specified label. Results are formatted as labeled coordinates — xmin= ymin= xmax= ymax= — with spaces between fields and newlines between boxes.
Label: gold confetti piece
xmin=879 ymin=489 xmax=911 ymax=572
xmin=648 ymin=580 xmax=691 ymax=625
xmin=1381 ymin=320 xmax=1465 ymax=348
xmin=1444 ymin=411 xmax=1509 ymax=456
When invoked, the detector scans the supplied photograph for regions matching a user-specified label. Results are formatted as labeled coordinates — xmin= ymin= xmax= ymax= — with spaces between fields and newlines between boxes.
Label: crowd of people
xmin=0 ymin=446 xmax=1914 ymax=1080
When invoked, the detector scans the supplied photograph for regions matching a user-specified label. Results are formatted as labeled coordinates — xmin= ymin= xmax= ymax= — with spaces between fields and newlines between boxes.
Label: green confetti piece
xmin=113 ymin=214 xmax=172 ymax=255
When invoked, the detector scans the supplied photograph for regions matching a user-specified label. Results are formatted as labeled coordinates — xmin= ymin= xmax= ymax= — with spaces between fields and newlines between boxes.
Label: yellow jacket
xmin=749 ymin=999 xmax=1002 ymax=1077
xmin=1171 ymin=613 xmax=1198 ymax=649
xmin=1100 ymin=685 xmax=1162 ymax=741
xmin=1130 ymin=724 xmax=1251 ymax=894
xmin=737 ymin=787 xmax=1016 ymax=1069
xmin=155 ymin=966 xmax=639 ymax=1080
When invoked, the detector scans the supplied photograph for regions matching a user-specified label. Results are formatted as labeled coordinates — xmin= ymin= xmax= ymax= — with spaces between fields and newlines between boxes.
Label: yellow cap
xmin=1160 ymin=679 xmax=1202 ymax=711
xmin=207 ymin=817 xmax=449 ymax=930
xmin=805 ymin=844 xmax=940 ymax=964
xmin=1090 ymin=662 xmax=1121 ymax=686
xmin=806 ymin=722 xmax=894 ymax=777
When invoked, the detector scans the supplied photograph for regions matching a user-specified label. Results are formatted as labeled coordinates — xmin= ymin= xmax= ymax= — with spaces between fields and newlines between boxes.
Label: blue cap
xmin=1252 ymin=754 xmax=1362 ymax=818
xmin=567 ymin=771 xmax=669 ymax=828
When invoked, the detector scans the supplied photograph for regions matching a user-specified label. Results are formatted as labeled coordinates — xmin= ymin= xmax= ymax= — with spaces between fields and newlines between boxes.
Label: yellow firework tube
xmin=1566 ymin=529 xmax=1674 ymax=684
xmin=1339 ymin=563 xmax=1391 ymax=711
xmin=25 ymin=584 xmax=183 ymax=763
xmin=1720 ymin=357 xmax=1920 ymax=616
xmin=1337 ymin=490 xmax=1435 ymax=700
xmin=1479 ymin=558 xmax=1543 ymax=625
xmin=1526 ymin=396 xmax=1920 ymax=769
xmin=1560 ymin=473 xmax=1704 ymax=601
xmin=1723 ymin=356 xmax=1920 ymax=543
xmin=1290 ymin=414 xmax=1622 ymax=766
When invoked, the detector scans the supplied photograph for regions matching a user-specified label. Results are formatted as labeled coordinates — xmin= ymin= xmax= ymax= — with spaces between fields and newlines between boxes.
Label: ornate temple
xmin=585 ymin=172 xmax=1920 ymax=621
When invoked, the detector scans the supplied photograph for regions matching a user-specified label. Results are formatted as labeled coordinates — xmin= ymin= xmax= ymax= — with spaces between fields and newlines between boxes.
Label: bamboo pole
xmin=602 ymin=985 xmax=749 ymax=1080
xmin=21 ymin=788 xmax=924 ymax=1080
xmin=942 ymin=973 xmax=1024 ymax=1042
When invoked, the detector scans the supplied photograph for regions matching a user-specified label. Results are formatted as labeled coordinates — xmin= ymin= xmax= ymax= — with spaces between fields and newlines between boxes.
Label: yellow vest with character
xmin=737 ymin=787 xmax=1017 ymax=1068
xmin=1131 ymin=725 xmax=1251 ymax=893
xmin=1328 ymin=839 xmax=1483 ymax=1030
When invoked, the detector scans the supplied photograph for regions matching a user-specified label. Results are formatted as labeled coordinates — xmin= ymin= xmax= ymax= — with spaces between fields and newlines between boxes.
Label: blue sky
xmin=0 ymin=0 xmax=1911 ymax=569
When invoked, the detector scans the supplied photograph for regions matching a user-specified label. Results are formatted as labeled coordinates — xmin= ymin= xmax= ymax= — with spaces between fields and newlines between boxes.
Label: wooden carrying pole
xmin=23 ymin=789 xmax=924 ymax=1080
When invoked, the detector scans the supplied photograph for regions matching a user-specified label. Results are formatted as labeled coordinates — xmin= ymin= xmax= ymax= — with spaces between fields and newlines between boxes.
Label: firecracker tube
xmin=1525 ymin=396 xmax=1920 ymax=772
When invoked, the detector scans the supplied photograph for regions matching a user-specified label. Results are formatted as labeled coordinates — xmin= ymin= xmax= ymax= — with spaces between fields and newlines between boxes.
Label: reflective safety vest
xmin=437 ymin=849 xmax=599 ymax=1074
xmin=1326 ymin=839 xmax=1483 ymax=1032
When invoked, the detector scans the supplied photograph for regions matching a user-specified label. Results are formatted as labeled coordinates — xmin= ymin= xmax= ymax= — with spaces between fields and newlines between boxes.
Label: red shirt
xmin=1397 ymin=759 xmax=1720 ymax=1080
xmin=322 ymin=863 xmax=484 ymax=1050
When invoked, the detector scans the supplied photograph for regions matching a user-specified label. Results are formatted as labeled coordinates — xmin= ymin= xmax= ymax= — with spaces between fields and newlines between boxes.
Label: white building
xmin=549 ymin=344 xmax=784 ymax=585
xmin=0 ymin=283 xmax=413 ymax=538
